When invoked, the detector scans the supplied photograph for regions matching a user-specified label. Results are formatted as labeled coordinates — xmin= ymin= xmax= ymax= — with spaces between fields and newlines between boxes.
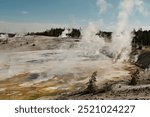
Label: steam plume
xmin=111 ymin=0 xmax=146 ymax=62
xmin=97 ymin=0 xmax=110 ymax=14
xmin=60 ymin=28 xmax=72 ymax=38
xmin=81 ymin=22 xmax=105 ymax=55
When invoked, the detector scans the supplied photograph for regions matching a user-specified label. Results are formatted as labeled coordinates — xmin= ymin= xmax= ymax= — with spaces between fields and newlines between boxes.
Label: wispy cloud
xmin=135 ymin=0 xmax=149 ymax=16
xmin=96 ymin=0 xmax=111 ymax=14
xmin=20 ymin=11 xmax=29 ymax=15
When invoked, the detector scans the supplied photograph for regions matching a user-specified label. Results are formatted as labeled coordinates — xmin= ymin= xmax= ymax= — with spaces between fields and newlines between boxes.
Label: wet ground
xmin=0 ymin=36 xmax=149 ymax=100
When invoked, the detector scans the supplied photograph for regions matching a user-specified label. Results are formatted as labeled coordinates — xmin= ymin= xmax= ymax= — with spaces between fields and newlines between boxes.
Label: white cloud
xmin=21 ymin=11 xmax=29 ymax=15
xmin=135 ymin=0 xmax=149 ymax=16
xmin=96 ymin=0 xmax=111 ymax=14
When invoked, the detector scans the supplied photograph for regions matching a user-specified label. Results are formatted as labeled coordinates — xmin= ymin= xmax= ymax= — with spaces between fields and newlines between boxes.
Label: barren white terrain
xmin=0 ymin=36 xmax=135 ymax=99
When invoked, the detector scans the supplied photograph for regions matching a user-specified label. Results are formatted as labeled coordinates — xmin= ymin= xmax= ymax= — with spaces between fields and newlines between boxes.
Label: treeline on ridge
xmin=132 ymin=29 xmax=150 ymax=47
xmin=27 ymin=28 xmax=81 ymax=38
xmin=1 ymin=28 xmax=150 ymax=47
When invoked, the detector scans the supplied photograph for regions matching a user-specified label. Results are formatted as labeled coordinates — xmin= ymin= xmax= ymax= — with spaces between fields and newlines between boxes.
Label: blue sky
xmin=0 ymin=0 xmax=149 ymax=32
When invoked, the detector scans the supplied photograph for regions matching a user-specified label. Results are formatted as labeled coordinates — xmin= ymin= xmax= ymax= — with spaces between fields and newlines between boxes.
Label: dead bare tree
xmin=129 ymin=69 xmax=140 ymax=85
xmin=85 ymin=71 xmax=97 ymax=94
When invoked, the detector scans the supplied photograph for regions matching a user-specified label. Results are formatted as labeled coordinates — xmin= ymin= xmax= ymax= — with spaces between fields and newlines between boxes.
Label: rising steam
xmin=81 ymin=22 xmax=105 ymax=56
xmin=87 ymin=0 xmax=147 ymax=62
xmin=111 ymin=0 xmax=146 ymax=62
xmin=60 ymin=28 xmax=72 ymax=38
